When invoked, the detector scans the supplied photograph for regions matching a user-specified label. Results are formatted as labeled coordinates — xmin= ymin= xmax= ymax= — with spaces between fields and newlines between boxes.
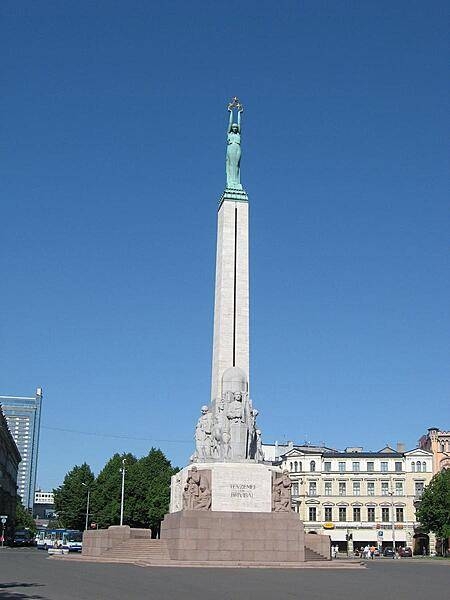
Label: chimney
xmin=396 ymin=442 xmax=405 ymax=453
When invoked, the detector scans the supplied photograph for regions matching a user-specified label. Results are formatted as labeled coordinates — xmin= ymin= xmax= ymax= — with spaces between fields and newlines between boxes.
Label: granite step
xmin=102 ymin=539 xmax=170 ymax=560
xmin=304 ymin=547 xmax=328 ymax=561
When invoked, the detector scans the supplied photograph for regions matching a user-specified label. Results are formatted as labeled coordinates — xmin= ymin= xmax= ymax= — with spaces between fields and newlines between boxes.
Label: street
xmin=0 ymin=549 xmax=449 ymax=600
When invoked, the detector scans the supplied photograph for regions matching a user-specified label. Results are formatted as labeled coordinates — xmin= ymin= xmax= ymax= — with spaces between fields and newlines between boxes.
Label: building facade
xmin=33 ymin=489 xmax=55 ymax=520
xmin=0 ymin=389 xmax=43 ymax=510
xmin=0 ymin=406 xmax=21 ymax=528
xmin=419 ymin=427 xmax=450 ymax=473
xmin=265 ymin=443 xmax=435 ymax=555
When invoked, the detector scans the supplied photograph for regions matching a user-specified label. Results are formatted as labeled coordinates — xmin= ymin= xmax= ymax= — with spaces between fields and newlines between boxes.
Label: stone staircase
xmin=101 ymin=539 xmax=170 ymax=562
xmin=304 ymin=546 xmax=329 ymax=561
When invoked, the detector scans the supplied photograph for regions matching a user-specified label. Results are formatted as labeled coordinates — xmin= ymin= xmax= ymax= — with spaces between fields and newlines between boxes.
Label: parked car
xmin=10 ymin=530 xmax=35 ymax=547
xmin=398 ymin=546 xmax=412 ymax=557
xmin=383 ymin=547 xmax=396 ymax=557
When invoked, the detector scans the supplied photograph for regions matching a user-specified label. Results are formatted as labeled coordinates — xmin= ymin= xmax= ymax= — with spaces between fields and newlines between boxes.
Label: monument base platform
xmin=161 ymin=510 xmax=328 ymax=563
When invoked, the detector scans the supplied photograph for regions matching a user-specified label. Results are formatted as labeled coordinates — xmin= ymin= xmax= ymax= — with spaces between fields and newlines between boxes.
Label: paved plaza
xmin=1 ymin=549 xmax=449 ymax=600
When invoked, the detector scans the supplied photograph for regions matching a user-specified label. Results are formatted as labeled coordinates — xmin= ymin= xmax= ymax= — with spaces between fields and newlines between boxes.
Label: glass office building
xmin=0 ymin=388 xmax=43 ymax=509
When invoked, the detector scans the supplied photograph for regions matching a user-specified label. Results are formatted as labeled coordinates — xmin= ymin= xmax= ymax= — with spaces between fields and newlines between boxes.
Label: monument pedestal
xmin=161 ymin=510 xmax=306 ymax=563
xmin=170 ymin=462 xmax=276 ymax=513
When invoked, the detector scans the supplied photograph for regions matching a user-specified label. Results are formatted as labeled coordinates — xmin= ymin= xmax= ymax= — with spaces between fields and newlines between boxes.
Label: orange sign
xmin=323 ymin=522 xmax=335 ymax=529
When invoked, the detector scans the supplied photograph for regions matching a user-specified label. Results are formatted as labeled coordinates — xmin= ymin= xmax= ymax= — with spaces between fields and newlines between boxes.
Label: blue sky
xmin=2 ymin=1 xmax=448 ymax=490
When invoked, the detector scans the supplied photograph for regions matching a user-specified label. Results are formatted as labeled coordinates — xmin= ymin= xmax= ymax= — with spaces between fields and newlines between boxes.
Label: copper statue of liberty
xmin=226 ymin=97 xmax=243 ymax=189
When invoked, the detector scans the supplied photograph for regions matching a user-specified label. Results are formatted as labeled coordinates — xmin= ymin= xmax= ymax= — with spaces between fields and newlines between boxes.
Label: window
xmin=290 ymin=462 xmax=293 ymax=471
xmin=411 ymin=462 xmax=416 ymax=472
xmin=381 ymin=482 xmax=389 ymax=496
xmin=310 ymin=460 xmax=316 ymax=472
xmin=353 ymin=481 xmax=360 ymax=496
xmin=422 ymin=462 xmax=426 ymax=472
xmin=339 ymin=482 xmax=346 ymax=496
xmin=324 ymin=462 xmax=331 ymax=472
xmin=308 ymin=507 xmax=317 ymax=521
xmin=338 ymin=507 xmax=347 ymax=522
xmin=367 ymin=461 xmax=374 ymax=472
xmin=395 ymin=462 xmax=402 ymax=472
xmin=367 ymin=507 xmax=375 ymax=522
xmin=352 ymin=461 xmax=360 ymax=472
xmin=396 ymin=507 xmax=404 ymax=522
xmin=353 ymin=507 xmax=361 ymax=521
xmin=338 ymin=462 xmax=346 ymax=472
xmin=298 ymin=461 xmax=303 ymax=472
xmin=415 ymin=482 xmax=424 ymax=498
xmin=309 ymin=482 xmax=317 ymax=496
xmin=324 ymin=506 xmax=332 ymax=521
xmin=381 ymin=462 xmax=388 ymax=472
xmin=416 ymin=461 xmax=422 ymax=472
xmin=324 ymin=481 xmax=332 ymax=496
xmin=294 ymin=461 xmax=298 ymax=472
xmin=292 ymin=482 xmax=299 ymax=496
xmin=367 ymin=481 xmax=375 ymax=496
xmin=395 ymin=481 xmax=403 ymax=496
xmin=381 ymin=507 xmax=390 ymax=522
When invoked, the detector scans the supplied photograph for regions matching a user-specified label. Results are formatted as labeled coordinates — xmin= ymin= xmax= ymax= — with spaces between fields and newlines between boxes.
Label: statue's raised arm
xmin=226 ymin=97 xmax=244 ymax=190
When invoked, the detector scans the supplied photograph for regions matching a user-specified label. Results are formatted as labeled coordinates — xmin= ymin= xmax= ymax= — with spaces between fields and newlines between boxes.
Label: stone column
xmin=211 ymin=191 xmax=249 ymax=403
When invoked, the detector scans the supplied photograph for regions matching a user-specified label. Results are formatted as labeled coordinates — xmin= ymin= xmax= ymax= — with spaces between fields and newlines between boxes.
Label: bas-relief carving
xmin=272 ymin=470 xmax=292 ymax=512
xmin=182 ymin=467 xmax=212 ymax=511
xmin=191 ymin=367 xmax=263 ymax=463
xmin=172 ymin=473 xmax=183 ymax=512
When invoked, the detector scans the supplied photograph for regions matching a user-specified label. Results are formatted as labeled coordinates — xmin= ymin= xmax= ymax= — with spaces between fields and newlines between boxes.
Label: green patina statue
xmin=226 ymin=97 xmax=244 ymax=190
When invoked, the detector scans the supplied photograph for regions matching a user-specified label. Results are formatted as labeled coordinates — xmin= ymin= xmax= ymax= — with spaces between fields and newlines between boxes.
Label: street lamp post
xmin=389 ymin=489 xmax=396 ymax=559
xmin=81 ymin=483 xmax=90 ymax=531
xmin=120 ymin=459 xmax=126 ymax=526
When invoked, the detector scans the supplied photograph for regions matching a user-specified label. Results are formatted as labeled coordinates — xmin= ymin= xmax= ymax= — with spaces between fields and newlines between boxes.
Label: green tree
xmin=90 ymin=452 xmax=137 ymax=529
xmin=127 ymin=448 xmax=178 ymax=535
xmin=416 ymin=469 xmax=450 ymax=556
xmin=15 ymin=498 xmax=36 ymax=533
xmin=53 ymin=463 xmax=95 ymax=530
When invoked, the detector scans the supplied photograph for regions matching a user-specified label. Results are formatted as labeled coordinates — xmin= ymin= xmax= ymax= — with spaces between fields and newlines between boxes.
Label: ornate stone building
xmin=0 ymin=405 xmax=21 ymax=530
xmin=268 ymin=443 xmax=435 ymax=555
xmin=418 ymin=427 xmax=450 ymax=473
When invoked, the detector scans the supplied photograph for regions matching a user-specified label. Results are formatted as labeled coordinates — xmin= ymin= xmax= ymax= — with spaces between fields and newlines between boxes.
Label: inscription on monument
xmin=211 ymin=465 xmax=272 ymax=512
xmin=230 ymin=483 xmax=256 ymax=499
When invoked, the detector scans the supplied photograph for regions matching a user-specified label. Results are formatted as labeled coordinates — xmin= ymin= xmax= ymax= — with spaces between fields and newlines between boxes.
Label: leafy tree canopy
xmin=126 ymin=448 xmax=179 ymax=533
xmin=416 ymin=469 xmax=450 ymax=548
xmin=53 ymin=448 xmax=178 ymax=535
xmin=15 ymin=498 xmax=36 ymax=533
xmin=53 ymin=462 xmax=95 ymax=531
xmin=90 ymin=452 xmax=137 ymax=529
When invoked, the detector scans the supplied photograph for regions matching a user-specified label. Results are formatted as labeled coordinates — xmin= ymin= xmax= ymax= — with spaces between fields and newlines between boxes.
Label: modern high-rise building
xmin=0 ymin=388 xmax=43 ymax=510
xmin=0 ymin=406 xmax=21 ymax=526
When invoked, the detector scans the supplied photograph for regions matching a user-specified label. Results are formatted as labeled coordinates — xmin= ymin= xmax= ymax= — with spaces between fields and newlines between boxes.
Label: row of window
xmin=288 ymin=460 xmax=427 ymax=473
xmin=307 ymin=506 xmax=404 ymax=523
xmin=292 ymin=481 xmax=425 ymax=497
xmin=411 ymin=462 xmax=428 ymax=472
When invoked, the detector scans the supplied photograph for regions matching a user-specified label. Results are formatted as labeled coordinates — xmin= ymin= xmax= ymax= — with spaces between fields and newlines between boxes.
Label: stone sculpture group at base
xmin=272 ymin=470 xmax=292 ymax=512
xmin=182 ymin=467 xmax=212 ymax=511
xmin=193 ymin=366 xmax=264 ymax=463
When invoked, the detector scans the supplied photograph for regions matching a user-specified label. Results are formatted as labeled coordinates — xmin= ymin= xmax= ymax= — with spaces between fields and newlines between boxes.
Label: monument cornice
xmin=218 ymin=187 xmax=249 ymax=209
